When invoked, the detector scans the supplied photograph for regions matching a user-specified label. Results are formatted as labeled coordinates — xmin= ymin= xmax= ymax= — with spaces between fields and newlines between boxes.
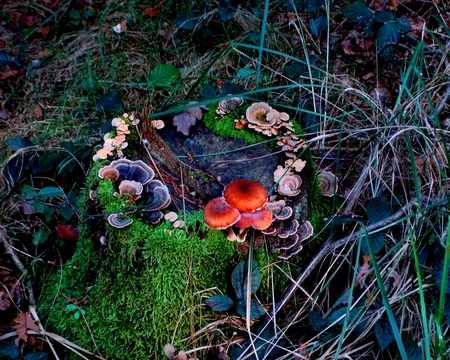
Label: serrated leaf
xmin=219 ymin=82 xmax=245 ymax=96
xmin=308 ymin=310 xmax=328 ymax=331
xmin=231 ymin=260 xmax=261 ymax=300
xmin=37 ymin=187 xmax=63 ymax=200
xmin=367 ymin=196 xmax=390 ymax=224
xmin=43 ymin=206 xmax=56 ymax=223
xmin=310 ymin=13 xmax=328 ymax=37
xmin=236 ymin=299 xmax=265 ymax=319
xmin=37 ymin=152 xmax=62 ymax=175
xmin=374 ymin=10 xmax=395 ymax=23
xmin=377 ymin=19 xmax=410 ymax=56
xmin=6 ymin=136 xmax=34 ymax=151
xmin=33 ymin=229 xmax=50 ymax=245
xmin=205 ymin=294 xmax=234 ymax=311
xmin=342 ymin=1 xmax=373 ymax=23
xmin=202 ymin=83 xmax=216 ymax=98
xmin=403 ymin=336 xmax=422 ymax=360
xmin=0 ymin=50 xmax=20 ymax=67
xmin=173 ymin=102 xmax=207 ymax=136
xmin=149 ymin=64 xmax=179 ymax=88
xmin=374 ymin=315 xmax=399 ymax=352
xmin=32 ymin=202 xmax=45 ymax=213
xmin=96 ymin=90 xmax=121 ymax=112
xmin=59 ymin=206 xmax=75 ymax=221
xmin=218 ymin=0 xmax=237 ymax=21
xmin=362 ymin=232 xmax=385 ymax=255
xmin=23 ymin=184 xmax=36 ymax=198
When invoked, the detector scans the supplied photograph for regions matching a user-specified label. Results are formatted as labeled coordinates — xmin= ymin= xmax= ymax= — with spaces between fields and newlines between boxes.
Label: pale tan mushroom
xmin=277 ymin=174 xmax=302 ymax=197
xmin=318 ymin=170 xmax=338 ymax=197
xmin=151 ymin=120 xmax=165 ymax=129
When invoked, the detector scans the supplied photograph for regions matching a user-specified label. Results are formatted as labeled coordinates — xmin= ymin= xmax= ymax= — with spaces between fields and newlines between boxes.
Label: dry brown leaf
xmin=0 ymin=291 xmax=10 ymax=310
xmin=173 ymin=102 xmax=208 ymax=136
xmin=355 ymin=255 xmax=371 ymax=286
xmin=144 ymin=7 xmax=161 ymax=16
xmin=13 ymin=311 xmax=40 ymax=341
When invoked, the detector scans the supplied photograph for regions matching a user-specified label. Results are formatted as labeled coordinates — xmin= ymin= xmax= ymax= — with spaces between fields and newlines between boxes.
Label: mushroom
xmin=216 ymin=97 xmax=244 ymax=115
xmin=164 ymin=211 xmax=178 ymax=222
xmin=143 ymin=179 xmax=171 ymax=211
xmin=234 ymin=209 xmax=273 ymax=230
xmin=297 ymin=220 xmax=314 ymax=242
xmin=98 ymin=165 xmax=120 ymax=182
xmin=277 ymin=135 xmax=306 ymax=158
xmin=246 ymin=102 xmax=276 ymax=127
xmin=108 ymin=213 xmax=133 ymax=228
xmin=223 ymin=179 xmax=268 ymax=213
xmin=114 ymin=180 xmax=143 ymax=204
xmin=203 ymin=197 xmax=241 ymax=230
xmin=278 ymin=242 xmax=303 ymax=260
xmin=278 ymin=233 xmax=299 ymax=250
xmin=109 ymin=159 xmax=155 ymax=185
xmin=93 ymin=148 xmax=113 ymax=161
xmin=318 ymin=170 xmax=338 ymax=197
xmin=278 ymin=219 xmax=299 ymax=238
xmin=277 ymin=174 xmax=302 ymax=197
xmin=151 ymin=120 xmax=165 ymax=129
xmin=285 ymin=158 xmax=306 ymax=173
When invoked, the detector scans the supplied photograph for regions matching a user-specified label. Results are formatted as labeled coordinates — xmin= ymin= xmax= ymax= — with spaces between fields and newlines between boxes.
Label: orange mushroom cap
xmin=223 ymin=179 xmax=268 ymax=213
xmin=235 ymin=209 xmax=272 ymax=230
xmin=203 ymin=197 xmax=240 ymax=230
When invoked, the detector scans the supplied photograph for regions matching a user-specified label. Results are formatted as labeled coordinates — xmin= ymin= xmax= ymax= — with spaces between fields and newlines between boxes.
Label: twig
xmin=264 ymin=196 xmax=445 ymax=323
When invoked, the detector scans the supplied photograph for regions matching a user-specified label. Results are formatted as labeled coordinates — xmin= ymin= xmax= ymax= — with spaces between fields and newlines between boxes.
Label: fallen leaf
xmin=55 ymin=225 xmax=80 ymax=241
xmin=0 ymin=291 xmax=10 ymax=310
xmin=37 ymin=26 xmax=51 ymax=37
xmin=173 ymin=102 xmax=208 ymax=136
xmin=144 ymin=7 xmax=161 ymax=16
xmin=13 ymin=311 xmax=40 ymax=341
xmin=355 ymin=254 xmax=371 ymax=286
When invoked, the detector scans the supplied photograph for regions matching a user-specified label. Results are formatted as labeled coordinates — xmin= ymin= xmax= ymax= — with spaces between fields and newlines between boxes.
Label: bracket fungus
xmin=277 ymin=174 xmax=302 ymax=197
xmin=318 ymin=170 xmax=338 ymax=197
xmin=114 ymin=180 xmax=143 ymax=204
xmin=108 ymin=159 xmax=155 ymax=185
xmin=216 ymin=97 xmax=244 ymax=115
xmin=108 ymin=213 xmax=133 ymax=228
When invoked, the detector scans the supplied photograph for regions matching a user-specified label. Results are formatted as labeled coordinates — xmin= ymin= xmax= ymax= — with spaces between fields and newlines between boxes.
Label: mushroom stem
xmin=237 ymin=228 xmax=249 ymax=242
xmin=227 ymin=227 xmax=237 ymax=241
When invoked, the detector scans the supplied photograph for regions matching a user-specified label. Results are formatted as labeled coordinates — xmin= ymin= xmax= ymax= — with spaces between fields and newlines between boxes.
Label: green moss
xmin=38 ymin=166 xmax=238 ymax=359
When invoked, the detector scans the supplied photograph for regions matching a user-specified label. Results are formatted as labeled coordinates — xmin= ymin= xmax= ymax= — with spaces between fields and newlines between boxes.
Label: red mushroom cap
xmin=203 ymin=197 xmax=241 ymax=229
xmin=223 ymin=179 xmax=268 ymax=213
xmin=235 ymin=209 xmax=273 ymax=230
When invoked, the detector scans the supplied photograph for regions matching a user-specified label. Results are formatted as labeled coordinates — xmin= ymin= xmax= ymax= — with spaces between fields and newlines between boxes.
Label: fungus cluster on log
xmin=98 ymin=159 xmax=171 ymax=228
xmin=203 ymin=179 xmax=272 ymax=242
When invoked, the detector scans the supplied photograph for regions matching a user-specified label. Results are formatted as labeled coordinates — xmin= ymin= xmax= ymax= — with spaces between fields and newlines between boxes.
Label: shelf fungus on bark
xmin=318 ymin=170 xmax=338 ymax=197
xmin=216 ymin=97 xmax=245 ymax=115
xmin=277 ymin=174 xmax=302 ymax=197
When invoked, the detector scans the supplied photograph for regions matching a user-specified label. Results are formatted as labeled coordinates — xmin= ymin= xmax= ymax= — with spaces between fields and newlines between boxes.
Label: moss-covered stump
xmin=38 ymin=168 xmax=238 ymax=359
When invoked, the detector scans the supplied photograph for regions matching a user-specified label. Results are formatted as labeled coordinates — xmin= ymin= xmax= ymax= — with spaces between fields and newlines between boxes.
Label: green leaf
xmin=308 ymin=310 xmax=328 ymax=331
xmin=37 ymin=152 xmax=62 ymax=175
xmin=74 ymin=311 xmax=81 ymax=320
xmin=236 ymin=299 xmax=265 ymax=319
xmin=149 ymin=64 xmax=179 ymax=88
xmin=362 ymin=232 xmax=385 ymax=255
xmin=205 ymin=294 xmax=234 ymax=311
xmin=33 ymin=229 xmax=51 ymax=245
xmin=23 ymin=184 xmax=36 ymax=198
xmin=174 ymin=11 xmax=205 ymax=30
xmin=6 ymin=136 xmax=34 ymax=151
xmin=69 ymin=9 xmax=81 ymax=19
xmin=341 ymin=1 xmax=373 ymax=23
xmin=24 ymin=352 xmax=48 ymax=360
xmin=374 ymin=10 xmax=395 ymax=23
xmin=66 ymin=304 xmax=77 ymax=312
xmin=43 ymin=206 xmax=56 ymax=223
xmin=0 ymin=336 xmax=20 ymax=358
xmin=403 ymin=336 xmax=422 ymax=360
xmin=432 ymin=251 xmax=450 ymax=294
xmin=33 ymin=201 xmax=45 ymax=213
xmin=310 ymin=13 xmax=328 ymax=37
xmin=0 ymin=50 xmax=21 ymax=67
xmin=231 ymin=260 xmax=261 ymax=300
xmin=219 ymin=82 xmax=245 ymax=96
xmin=202 ymin=83 xmax=216 ymax=98
xmin=96 ymin=90 xmax=121 ymax=112
xmin=377 ymin=19 xmax=410 ymax=56
xmin=236 ymin=68 xmax=255 ymax=78
xmin=367 ymin=196 xmax=390 ymax=224
xmin=37 ymin=187 xmax=63 ymax=200
xmin=374 ymin=315 xmax=399 ymax=352
xmin=218 ymin=0 xmax=237 ymax=21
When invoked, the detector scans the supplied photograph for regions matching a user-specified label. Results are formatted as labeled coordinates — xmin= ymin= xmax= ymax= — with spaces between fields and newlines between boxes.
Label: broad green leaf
xmin=74 ymin=311 xmax=81 ymax=320
xmin=218 ymin=0 xmax=237 ymax=21
xmin=362 ymin=232 xmax=385 ymax=255
xmin=236 ymin=68 xmax=255 ymax=78
xmin=342 ymin=1 xmax=373 ymax=23
xmin=205 ymin=294 xmax=234 ymax=311
xmin=33 ymin=229 xmax=51 ymax=245
xmin=403 ymin=336 xmax=422 ymax=360
xmin=24 ymin=352 xmax=48 ymax=360
xmin=236 ymin=299 xmax=265 ymax=319
xmin=96 ymin=90 xmax=121 ymax=112
xmin=23 ymin=184 xmax=36 ymax=198
xmin=231 ymin=260 xmax=261 ymax=300
xmin=33 ymin=201 xmax=45 ymax=213
xmin=37 ymin=187 xmax=63 ymax=200
xmin=43 ymin=206 xmax=56 ymax=223
xmin=174 ymin=11 xmax=205 ymax=30
xmin=219 ymin=82 xmax=245 ymax=96
xmin=0 ymin=50 xmax=21 ymax=67
xmin=308 ymin=310 xmax=328 ymax=331
xmin=59 ymin=206 xmax=74 ymax=221
xmin=374 ymin=315 xmax=399 ymax=351
xmin=202 ymin=83 xmax=216 ymax=98
xmin=310 ymin=13 xmax=328 ymax=37
xmin=66 ymin=304 xmax=77 ymax=312
xmin=374 ymin=10 xmax=395 ymax=23
xmin=69 ymin=9 xmax=81 ymax=19
xmin=149 ymin=64 xmax=179 ymax=88
xmin=0 ymin=336 xmax=20 ymax=358
xmin=377 ymin=19 xmax=410 ymax=56
xmin=37 ymin=152 xmax=62 ymax=175
xmin=6 ymin=136 xmax=34 ymax=151
xmin=367 ymin=196 xmax=390 ymax=224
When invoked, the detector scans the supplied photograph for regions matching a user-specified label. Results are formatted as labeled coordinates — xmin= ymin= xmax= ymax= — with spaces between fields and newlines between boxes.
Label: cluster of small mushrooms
xmin=208 ymin=99 xmax=340 ymax=259
xmin=96 ymin=159 xmax=171 ymax=228
xmin=93 ymin=113 xmax=139 ymax=161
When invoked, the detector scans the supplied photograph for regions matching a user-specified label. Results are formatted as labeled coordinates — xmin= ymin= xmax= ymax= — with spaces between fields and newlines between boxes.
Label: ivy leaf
xmin=37 ymin=186 xmax=63 ymax=200
xmin=374 ymin=315 xmax=399 ymax=352
xmin=205 ymin=294 xmax=234 ymax=311
xmin=310 ymin=13 xmax=328 ymax=37
xmin=149 ymin=64 xmax=179 ymax=88
xmin=173 ymin=102 xmax=208 ymax=136
xmin=341 ymin=1 xmax=373 ymax=23
xmin=96 ymin=90 xmax=121 ymax=112
xmin=236 ymin=298 xmax=265 ymax=319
